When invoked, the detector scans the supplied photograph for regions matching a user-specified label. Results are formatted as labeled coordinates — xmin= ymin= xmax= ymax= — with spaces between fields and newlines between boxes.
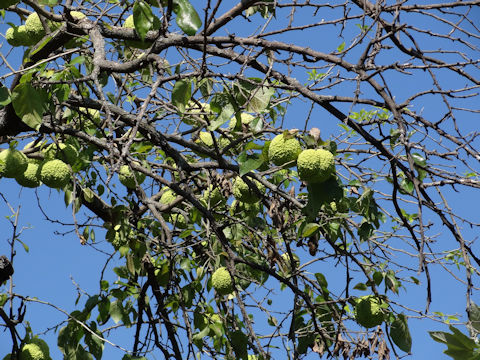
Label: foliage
xmin=0 ymin=0 xmax=479 ymax=359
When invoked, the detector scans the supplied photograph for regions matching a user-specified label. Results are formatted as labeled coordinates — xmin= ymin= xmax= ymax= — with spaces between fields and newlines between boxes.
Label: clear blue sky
xmin=1 ymin=1 xmax=478 ymax=359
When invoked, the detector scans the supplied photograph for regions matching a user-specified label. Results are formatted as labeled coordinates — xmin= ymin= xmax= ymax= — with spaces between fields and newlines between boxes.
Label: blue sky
xmin=1 ymin=1 xmax=479 ymax=359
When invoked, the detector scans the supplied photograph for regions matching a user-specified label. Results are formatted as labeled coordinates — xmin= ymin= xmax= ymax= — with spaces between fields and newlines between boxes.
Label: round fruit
xmin=20 ymin=338 xmax=50 ymax=360
xmin=297 ymin=149 xmax=335 ymax=183
xmin=184 ymin=101 xmax=214 ymax=125
xmin=0 ymin=148 xmax=28 ymax=178
xmin=40 ymin=159 xmax=70 ymax=188
xmin=43 ymin=143 xmax=78 ymax=165
xmin=281 ymin=252 xmax=300 ymax=268
xmin=268 ymin=133 xmax=302 ymax=167
xmin=6 ymin=26 xmax=33 ymax=47
xmin=159 ymin=188 xmax=177 ymax=205
xmin=118 ymin=164 xmax=146 ymax=189
xmin=169 ymin=213 xmax=187 ymax=228
xmin=354 ymin=295 xmax=385 ymax=328
xmin=232 ymin=177 xmax=265 ymax=204
xmin=25 ymin=13 xmax=48 ymax=43
xmin=15 ymin=159 xmax=42 ymax=188
xmin=201 ymin=185 xmax=224 ymax=206
xmin=69 ymin=11 xmax=86 ymax=20
xmin=211 ymin=267 xmax=233 ymax=295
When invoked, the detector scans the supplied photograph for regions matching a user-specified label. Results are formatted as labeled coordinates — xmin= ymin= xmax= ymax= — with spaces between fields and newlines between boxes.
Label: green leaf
xmin=247 ymin=85 xmax=274 ymax=113
xmin=447 ymin=325 xmax=478 ymax=351
xmin=193 ymin=324 xmax=210 ymax=341
xmin=172 ymin=79 xmax=191 ymax=113
xmin=390 ymin=314 xmax=412 ymax=352
xmin=84 ymin=323 xmax=104 ymax=360
xmin=172 ymin=0 xmax=202 ymax=36
xmin=412 ymin=153 xmax=426 ymax=167
xmin=301 ymin=223 xmax=320 ymax=238
xmin=468 ymin=302 xmax=480 ymax=332
xmin=133 ymin=0 xmax=155 ymax=40
xmin=207 ymin=103 xmax=234 ymax=131
xmin=337 ymin=41 xmax=346 ymax=52
xmin=238 ymin=152 xmax=264 ymax=176
xmin=0 ymin=293 xmax=8 ymax=307
xmin=11 ymin=83 xmax=48 ymax=130
xmin=109 ymin=300 xmax=124 ymax=324
xmin=373 ymin=271 xmax=384 ymax=286
xmin=57 ymin=323 xmax=84 ymax=356
xmin=0 ymin=86 xmax=11 ymax=107
xmin=429 ymin=331 xmax=449 ymax=344
xmin=353 ymin=282 xmax=367 ymax=291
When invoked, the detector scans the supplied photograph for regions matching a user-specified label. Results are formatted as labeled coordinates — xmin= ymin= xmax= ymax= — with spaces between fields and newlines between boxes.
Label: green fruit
xmin=111 ymin=229 xmax=134 ymax=249
xmin=211 ymin=267 xmax=233 ymax=295
xmin=197 ymin=132 xmax=230 ymax=149
xmin=40 ymin=159 xmax=70 ymax=188
xmin=232 ymin=177 xmax=265 ymax=204
xmin=6 ymin=26 xmax=34 ymax=47
xmin=0 ymin=0 xmax=18 ymax=9
xmin=281 ymin=252 xmax=300 ymax=268
xmin=268 ymin=133 xmax=302 ymax=167
xmin=118 ymin=164 xmax=146 ymax=189
xmin=25 ymin=13 xmax=48 ymax=43
xmin=228 ymin=113 xmax=255 ymax=129
xmin=354 ymin=295 xmax=385 ymax=328
xmin=44 ymin=143 xmax=78 ymax=165
xmin=0 ymin=148 xmax=28 ymax=178
xmin=20 ymin=338 xmax=51 ymax=360
xmin=15 ymin=159 xmax=42 ymax=188
xmin=123 ymin=14 xmax=161 ymax=49
xmin=184 ymin=101 xmax=214 ymax=124
xmin=70 ymin=11 xmax=86 ymax=20
xmin=297 ymin=149 xmax=335 ymax=183
xmin=168 ymin=213 xmax=187 ymax=228
xmin=159 ymin=188 xmax=177 ymax=205
xmin=201 ymin=185 xmax=224 ymax=206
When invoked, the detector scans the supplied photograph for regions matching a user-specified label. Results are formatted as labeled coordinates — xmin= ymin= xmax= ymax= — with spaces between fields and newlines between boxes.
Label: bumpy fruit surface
xmin=297 ymin=149 xmax=335 ymax=183
xmin=6 ymin=26 xmax=33 ymax=47
xmin=211 ymin=267 xmax=233 ymax=295
xmin=25 ymin=13 xmax=49 ymax=43
xmin=169 ymin=213 xmax=187 ymax=228
xmin=232 ymin=177 xmax=265 ymax=204
xmin=160 ymin=188 xmax=177 ymax=205
xmin=123 ymin=14 xmax=161 ymax=49
xmin=184 ymin=101 xmax=214 ymax=124
xmin=197 ymin=132 xmax=229 ymax=150
xmin=0 ymin=148 xmax=28 ymax=178
xmin=354 ymin=295 xmax=385 ymax=328
xmin=44 ymin=143 xmax=78 ymax=165
xmin=15 ymin=159 xmax=42 ymax=188
xmin=118 ymin=165 xmax=146 ymax=189
xmin=69 ymin=11 xmax=86 ymax=20
xmin=20 ymin=338 xmax=51 ymax=360
xmin=40 ymin=159 xmax=70 ymax=188
xmin=268 ymin=133 xmax=302 ymax=166
xmin=201 ymin=185 xmax=224 ymax=206
xmin=281 ymin=252 xmax=300 ymax=268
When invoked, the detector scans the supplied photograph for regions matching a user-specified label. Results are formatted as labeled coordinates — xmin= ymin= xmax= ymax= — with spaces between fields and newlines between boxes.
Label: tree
xmin=0 ymin=0 xmax=479 ymax=359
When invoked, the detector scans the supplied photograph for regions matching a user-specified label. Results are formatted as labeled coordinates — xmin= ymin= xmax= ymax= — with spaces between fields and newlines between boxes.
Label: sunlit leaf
xmin=172 ymin=0 xmax=202 ymax=36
